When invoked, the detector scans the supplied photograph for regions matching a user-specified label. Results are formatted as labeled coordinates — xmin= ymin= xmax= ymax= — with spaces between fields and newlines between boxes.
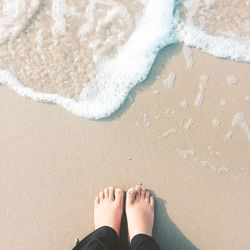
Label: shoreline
xmin=1 ymin=48 xmax=250 ymax=249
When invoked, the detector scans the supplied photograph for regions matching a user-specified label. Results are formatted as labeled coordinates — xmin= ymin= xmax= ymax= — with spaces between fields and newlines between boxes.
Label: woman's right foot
xmin=125 ymin=185 xmax=155 ymax=241
xmin=94 ymin=186 xmax=124 ymax=236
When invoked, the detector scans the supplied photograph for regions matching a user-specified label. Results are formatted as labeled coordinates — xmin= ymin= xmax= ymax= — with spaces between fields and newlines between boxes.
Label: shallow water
xmin=0 ymin=0 xmax=249 ymax=119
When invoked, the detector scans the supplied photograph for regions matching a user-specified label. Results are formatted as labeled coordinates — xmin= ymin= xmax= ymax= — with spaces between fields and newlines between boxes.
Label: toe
xmin=104 ymin=188 xmax=109 ymax=199
xmin=94 ymin=196 xmax=100 ymax=207
xmin=145 ymin=191 xmax=150 ymax=202
xmin=135 ymin=185 xmax=142 ymax=200
xmin=126 ymin=188 xmax=136 ymax=205
xmin=99 ymin=190 xmax=104 ymax=201
xmin=114 ymin=188 xmax=124 ymax=208
xmin=150 ymin=196 xmax=154 ymax=208
xmin=108 ymin=186 xmax=114 ymax=200
xmin=141 ymin=187 xmax=146 ymax=198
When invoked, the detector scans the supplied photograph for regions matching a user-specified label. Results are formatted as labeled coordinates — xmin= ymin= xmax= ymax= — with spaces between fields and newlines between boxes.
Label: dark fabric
xmin=73 ymin=227 xmax=160 ymax=250
xmin=73 ymin=226 xmax=119 ymax=250
xmin=130 ymin=234 xmax=161 ymax=250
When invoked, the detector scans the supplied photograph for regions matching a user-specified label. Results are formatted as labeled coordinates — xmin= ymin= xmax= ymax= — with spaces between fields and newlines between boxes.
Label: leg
xmin=126 ymin=185 xmax=161 ymax=250
xmin=73 ymin=226 xmax=119 ymax=250
xmin=74 ymin=186 xmax=124 ymax=250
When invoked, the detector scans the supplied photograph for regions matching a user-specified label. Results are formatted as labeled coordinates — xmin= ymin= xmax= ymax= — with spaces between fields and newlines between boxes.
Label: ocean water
xmin=0 ymin=0 xmax=249 ymax=119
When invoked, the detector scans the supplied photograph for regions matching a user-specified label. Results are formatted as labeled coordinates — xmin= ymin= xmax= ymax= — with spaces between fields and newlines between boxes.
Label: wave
xmin=0 ymin=0 xmax=249 ymax=119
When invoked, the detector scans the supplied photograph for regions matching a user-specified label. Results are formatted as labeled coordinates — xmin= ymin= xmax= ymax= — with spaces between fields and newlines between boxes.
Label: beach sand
xmin=0 ymin=48 xmax=250 ymax=250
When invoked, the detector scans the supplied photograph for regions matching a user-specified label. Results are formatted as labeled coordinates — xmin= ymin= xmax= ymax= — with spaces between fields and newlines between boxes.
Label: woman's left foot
xmin=94 ymin=186 xmax=124 ymax=236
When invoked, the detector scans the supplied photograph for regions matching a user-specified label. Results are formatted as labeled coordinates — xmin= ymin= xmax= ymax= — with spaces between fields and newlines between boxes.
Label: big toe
xmin=126 ymin=188 xmax=136 ymax=205
xmin=114 ymin=188 xmax=124 ymax=208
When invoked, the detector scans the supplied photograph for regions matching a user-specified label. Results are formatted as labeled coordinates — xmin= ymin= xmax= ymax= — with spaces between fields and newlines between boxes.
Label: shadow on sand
xmin=119 ymin=191 xmax=198 ymax=250
xmin=152 ymin=194 xmax=198 ymax=250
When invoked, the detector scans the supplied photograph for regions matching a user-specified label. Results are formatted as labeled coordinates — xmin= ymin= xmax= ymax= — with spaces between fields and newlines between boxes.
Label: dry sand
xmin=0 ymin=48 xmax=250 ymax=250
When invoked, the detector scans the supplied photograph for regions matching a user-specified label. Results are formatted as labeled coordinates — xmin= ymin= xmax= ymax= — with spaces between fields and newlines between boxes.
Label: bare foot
xmin=94 ymin=186 xmax=124 ymax=236
xmin=126 ymin=185 xmax=155 ymax=241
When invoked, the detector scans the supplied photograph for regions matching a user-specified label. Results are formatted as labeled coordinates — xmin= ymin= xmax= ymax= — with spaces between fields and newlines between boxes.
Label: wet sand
xmin=0 ymin=48 xmax=250 ymax=250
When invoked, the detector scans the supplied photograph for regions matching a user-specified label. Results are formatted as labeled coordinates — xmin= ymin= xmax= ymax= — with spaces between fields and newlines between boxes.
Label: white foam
xmin=52 ymin=0 xmax=81 ymax=36
xmin=181 ymin=26 xmax=250 ymax=62
xmin=232 ymin=112 xmax=250 ymax=141
xmin=178 ymin=9 xmax=250 ymax=62
xmin=180 ymin=100 xmax=188 ymax=108
xmin=212 ymin=118 xmax=220 ymax=127
xmin=0 ymin=0 xmax=41 ymax=44
xmin=35 ymin=28 xmax=43 ymax=54
xmin=225 ymin=130 xmax=233 ymax=140
xmin=78 ymin=0 xmax=175 ymax=118
xmin=220 ymin=99 xmax=226 ymax=106
xmin=0 ymin=0 xmax=175 ymax=119
xmin=183 ymin=46 xmax=194 ymax=69
xmin=78 ymin=0 xmax=133 ymax=64
xmin=78 ymin=0 xmax=131 ymax=41
xmin=226 ymin=74 xmax=238 ymax=85
xmin=194 ymin=74 xmax=208 ymax=107
xmin=163 ymin=72 xmax=176 ymax=89
xmin=184 ymin=118 xmax=194 ymax=130
xmin=51 ymin=0 xmax=67 ymax=35
xmin=1 ymin=0 xmax=250 ymax=119
xmin=162 ymin=128 xmax=177 ymax=137
xmin=177 ymin=149 xmax=195 ymax=159
xmin=199 ymin=160 xmax=229 ymax=174
xmin=143 ymin=112 xmax=150 ymax=128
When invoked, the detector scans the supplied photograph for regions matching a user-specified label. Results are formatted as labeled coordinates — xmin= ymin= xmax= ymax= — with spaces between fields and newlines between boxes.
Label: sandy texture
xmin=0 ymin=48 xmax=250 ymax=250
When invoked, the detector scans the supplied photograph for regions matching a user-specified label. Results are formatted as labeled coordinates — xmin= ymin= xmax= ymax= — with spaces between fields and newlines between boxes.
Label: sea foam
xmin=0 ymin=0 xmax=249 ymax=119
xmin=178 ymin=0 xmax=250 ymax=62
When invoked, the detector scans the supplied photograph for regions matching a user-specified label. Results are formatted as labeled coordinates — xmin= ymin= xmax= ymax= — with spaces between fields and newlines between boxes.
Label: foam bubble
xmin=143 ymin=112 xmax=150 ymax=128
xmin=199 ymin=160 xmax=229 ymax=174
xmin=220 ymin=99 xmax=226 ymax=106
xmin=226 ymin=74 xmax=238 ymax=85
xmin=177 ymin=149 xmax=195 ymax=159
xmin=225 ymin=130 xmax=233 ymax=140
xmin=194 ymin=74 xmax=208 ymax=107
xmin=184 ymin=118 xmax=194 ymax=130
xmin=163 ymin=72 xmax=176 ymax=89
xmin=180 ymin=100 xmax=188 ymax=108
xmin=162 ymin=128 xmax=177 ymax=137
xmin=183 ymin=46 xmax=194 ymax=69
xmin=232 ymin=112 xmax=250 ymax=141
xmin=212 ymin=118 xmax=220 ymax=127
xmin=200 ymin=160 xmax=208 ymax=167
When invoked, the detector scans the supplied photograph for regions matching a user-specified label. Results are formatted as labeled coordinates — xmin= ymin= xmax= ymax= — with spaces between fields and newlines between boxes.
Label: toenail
xmin=130 ymin=189 xmax=135 ymax=194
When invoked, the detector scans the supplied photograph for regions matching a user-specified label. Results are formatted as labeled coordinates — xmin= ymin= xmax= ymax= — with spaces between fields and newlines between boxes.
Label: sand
xmin=0 ymin=48 xmax=250 ymax=250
